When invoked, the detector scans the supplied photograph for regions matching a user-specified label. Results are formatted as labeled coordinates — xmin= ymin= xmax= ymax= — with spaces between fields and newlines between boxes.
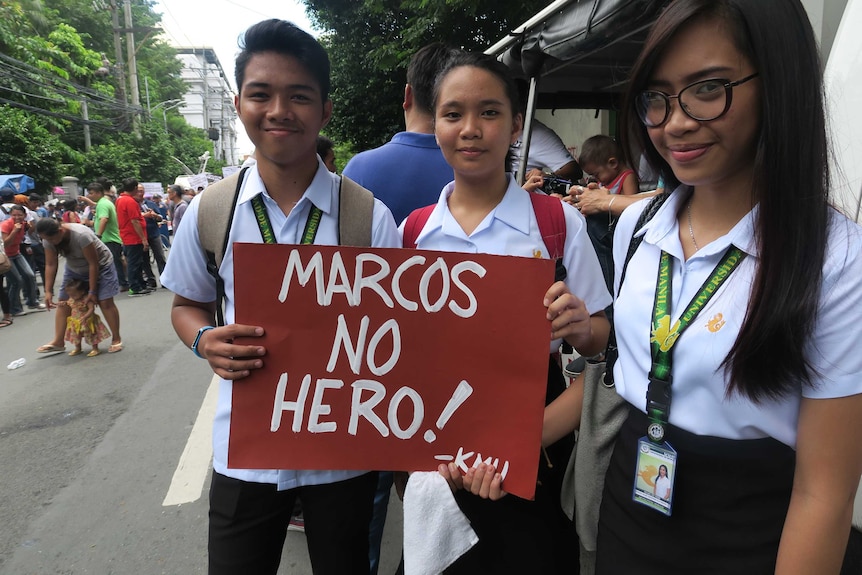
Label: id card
xmin=632 ymin=437 xmax=677 ymax=516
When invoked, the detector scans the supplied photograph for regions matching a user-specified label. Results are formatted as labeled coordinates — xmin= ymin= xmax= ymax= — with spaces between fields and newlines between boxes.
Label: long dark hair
xmin=621 ymin=0 xmax=829 ymax=402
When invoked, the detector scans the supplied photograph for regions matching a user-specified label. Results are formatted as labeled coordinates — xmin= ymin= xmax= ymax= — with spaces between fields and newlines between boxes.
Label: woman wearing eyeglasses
xmin=591 ymin=0 xmax=862 ymax=573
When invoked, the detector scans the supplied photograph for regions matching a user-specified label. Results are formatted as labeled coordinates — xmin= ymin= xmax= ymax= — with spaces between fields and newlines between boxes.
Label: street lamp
xmin=149 ymin=99 xmax=184 ymax=134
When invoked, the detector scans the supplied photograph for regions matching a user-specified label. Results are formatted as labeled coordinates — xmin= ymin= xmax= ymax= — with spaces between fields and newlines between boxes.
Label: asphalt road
xmin=0 ymin=282 xmax=403 ymax=575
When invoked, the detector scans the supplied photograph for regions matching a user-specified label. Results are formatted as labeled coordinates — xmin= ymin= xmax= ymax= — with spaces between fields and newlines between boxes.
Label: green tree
xmin=305 ymin=0 xmax=548 ymax=150
xmin=0 ymin=107 xmax=67 ymax=195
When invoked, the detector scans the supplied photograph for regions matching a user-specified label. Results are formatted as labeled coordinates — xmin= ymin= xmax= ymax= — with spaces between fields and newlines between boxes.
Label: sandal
xmin=108 ymin=342 xmax=124 ymax=353
xmin=0 ymin=318 xmax=12 ymax=328
xmin=87 ymin=349 xmax=101 ymax=357
xmin=37 ymin=344 xmax=66 ymax=353
xmin=68 ymin=350 xmax=83 ymax=357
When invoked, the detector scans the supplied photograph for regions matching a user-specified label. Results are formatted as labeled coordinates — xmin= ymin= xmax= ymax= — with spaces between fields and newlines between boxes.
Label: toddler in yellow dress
xmin=63 ymin=279 xmax=110 ymax=357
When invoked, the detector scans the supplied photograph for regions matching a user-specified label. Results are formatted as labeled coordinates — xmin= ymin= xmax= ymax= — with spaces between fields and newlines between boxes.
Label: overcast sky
xmin=152 ymin=0 xmax=318 ymax=156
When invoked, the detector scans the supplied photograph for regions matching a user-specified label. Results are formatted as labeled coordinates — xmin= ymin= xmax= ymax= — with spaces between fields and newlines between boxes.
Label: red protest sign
xmin=230 ymin=244 xmax=554 ymax=499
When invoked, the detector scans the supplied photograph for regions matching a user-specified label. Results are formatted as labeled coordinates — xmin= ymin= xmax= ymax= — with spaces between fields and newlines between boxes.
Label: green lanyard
xmin=250 ymin=194 xmax=322 ymax=245
xmin=645 ymin=246 xmax=746 ymax=442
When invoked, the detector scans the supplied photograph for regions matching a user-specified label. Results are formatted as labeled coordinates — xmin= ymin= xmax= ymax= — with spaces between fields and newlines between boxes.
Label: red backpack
xmin=402 ymin=191 xmax=566 ymax=260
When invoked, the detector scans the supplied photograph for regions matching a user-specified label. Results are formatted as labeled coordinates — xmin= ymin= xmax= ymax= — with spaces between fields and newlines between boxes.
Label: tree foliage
xmin=0 ymin=0 xmax=218 ymax=191
xmin=0 ymin=107 xmax=67 ymax=194
xmin=305 ymin=0 xmax=548 ymax=151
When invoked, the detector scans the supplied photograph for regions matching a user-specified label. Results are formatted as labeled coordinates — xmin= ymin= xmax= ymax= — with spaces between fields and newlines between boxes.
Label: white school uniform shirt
xmin=510 ymin=120 xmax=576 ymax=174
xmin=655 ymin=475 xmax=671 ymax=499
xmin=161 ymin=160 xmax=400 ymax=490
xmin=399 ymin=175 xmax=612 ymax=354
xmin=612 ymin=186 xmax=862 ymax=448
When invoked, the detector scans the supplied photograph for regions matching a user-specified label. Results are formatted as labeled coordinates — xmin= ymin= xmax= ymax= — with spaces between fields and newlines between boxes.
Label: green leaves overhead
xmin=306 ymin=0 xmax=548 ymax=151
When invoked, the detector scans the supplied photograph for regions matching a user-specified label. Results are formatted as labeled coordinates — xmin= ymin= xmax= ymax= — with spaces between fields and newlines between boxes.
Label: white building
xmin=175 ymin=47 xmax=238 ymax=166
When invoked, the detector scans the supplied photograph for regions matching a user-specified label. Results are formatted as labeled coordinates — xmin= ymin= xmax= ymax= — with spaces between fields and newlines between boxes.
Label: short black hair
xmin=121 ymin=178 xmax=138 ymax=193
xmin=407 ymin=43 xmax=456 ymax=115
xmin=579 ymin=135 xmax=622 ymax=167
xmin=316 ymin=135 xmax=334 ymax=158
xmin=87 ymin=182 xmax=104 ymax=194
xmin=235 ymin=19 xmax=330 ymax=102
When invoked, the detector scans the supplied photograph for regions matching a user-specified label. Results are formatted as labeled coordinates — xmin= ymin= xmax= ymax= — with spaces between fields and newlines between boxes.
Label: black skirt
xmin=596 ymin=405 xmax=796 ymax=574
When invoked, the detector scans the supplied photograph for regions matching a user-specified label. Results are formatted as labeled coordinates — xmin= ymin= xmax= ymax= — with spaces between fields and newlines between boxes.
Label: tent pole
xmin=517 ymin=76 xmax=540 ymax=186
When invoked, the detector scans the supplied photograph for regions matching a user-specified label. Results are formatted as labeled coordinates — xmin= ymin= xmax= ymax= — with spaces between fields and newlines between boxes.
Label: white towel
xmin=402 ymin=471 xmax=479 ymax=575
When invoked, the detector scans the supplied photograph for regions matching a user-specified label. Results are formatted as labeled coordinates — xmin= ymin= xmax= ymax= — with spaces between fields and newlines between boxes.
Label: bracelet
xmin=192 ymin=326 xmax=216 ymax=359
xmin=607 ymin=196 xmax=617 ymax=214
xmin=608 ymin=196 xmax=617 ymax=229
xmin=88 ymin=290 xmax=97 ymax=295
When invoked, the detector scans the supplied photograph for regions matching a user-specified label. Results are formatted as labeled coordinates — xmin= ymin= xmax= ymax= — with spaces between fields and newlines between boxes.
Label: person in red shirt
xmin=1 ymin=205 xmax=45 ymax=314
xmin=115 ymin=178 xmax=151 ymax=296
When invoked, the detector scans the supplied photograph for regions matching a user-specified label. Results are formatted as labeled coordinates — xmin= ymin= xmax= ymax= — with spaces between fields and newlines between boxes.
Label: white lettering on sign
xmin=270 ymin=374 xmax=472 ymax=444
xmin=278 ymin=250 xmax=486 ymax=318
xmin=326 ymin=315 xmax=402 ymax=376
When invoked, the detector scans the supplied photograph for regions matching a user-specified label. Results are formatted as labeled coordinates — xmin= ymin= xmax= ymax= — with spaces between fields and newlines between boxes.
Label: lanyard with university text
xmin=645 ymin=246 xmax=746 ymax=443
xmin=250 ymin=194 xmax=322 ymax=245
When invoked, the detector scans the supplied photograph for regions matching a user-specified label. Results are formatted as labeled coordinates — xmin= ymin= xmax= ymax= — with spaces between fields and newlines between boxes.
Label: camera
xmin=541 ymin=176 xmax=572 ymax=195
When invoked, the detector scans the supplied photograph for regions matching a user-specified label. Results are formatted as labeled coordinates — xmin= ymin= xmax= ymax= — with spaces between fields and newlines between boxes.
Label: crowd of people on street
xmin=0 ymin=175 xmax=196 ymax=356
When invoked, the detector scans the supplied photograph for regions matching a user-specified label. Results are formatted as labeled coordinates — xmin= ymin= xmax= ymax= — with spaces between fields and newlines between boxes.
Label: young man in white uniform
xmin=161 ymin=19 xmax=399 ymax=575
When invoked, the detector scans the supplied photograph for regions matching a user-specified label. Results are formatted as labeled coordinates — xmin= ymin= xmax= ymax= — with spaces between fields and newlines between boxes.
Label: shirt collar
xmin=641 ymin=185 xmax=759 ymax=258
xmin=390 ymin=132 xmax=441 ymax=149
xmin=415 ymin=174 xmax=532 ymax=243
xmin=237 ymin=159 xmax=336 ymax=214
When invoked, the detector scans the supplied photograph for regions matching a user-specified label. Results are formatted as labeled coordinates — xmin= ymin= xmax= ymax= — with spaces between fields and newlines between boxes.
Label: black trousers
xmin=208 ymin=471 xmax=377 ymax=575
xmin=104 ymin=241 xmax=127 ymax=288
xmin=122 ymin=243 xmax=146 ymax=292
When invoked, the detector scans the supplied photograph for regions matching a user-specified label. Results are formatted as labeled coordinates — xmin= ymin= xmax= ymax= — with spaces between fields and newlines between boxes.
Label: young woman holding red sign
xmin=402 ymin=50 xmax=611 ymax=574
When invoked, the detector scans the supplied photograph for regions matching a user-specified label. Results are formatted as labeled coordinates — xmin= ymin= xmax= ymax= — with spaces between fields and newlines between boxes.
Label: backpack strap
xmin=402 ymin=204 xmax=436 ymax=248
xmin=603 ymin=191 xmax=672 ymax=385
xmin=529 ymin=191 xmax=566 ymax=260
xmin=338 ymin=175 xmax=374 ymax=247
xmin=197 ymin=168 xmax=247 ymax=326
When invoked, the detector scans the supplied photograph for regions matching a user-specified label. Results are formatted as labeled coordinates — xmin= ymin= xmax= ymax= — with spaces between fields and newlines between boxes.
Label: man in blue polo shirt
xmin=343 ymin=43 xmax=455 ymax=226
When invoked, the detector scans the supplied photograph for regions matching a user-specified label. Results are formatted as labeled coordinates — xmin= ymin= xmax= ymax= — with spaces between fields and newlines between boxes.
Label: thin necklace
xmin=687 ymin=196 xmax=699 ymax=251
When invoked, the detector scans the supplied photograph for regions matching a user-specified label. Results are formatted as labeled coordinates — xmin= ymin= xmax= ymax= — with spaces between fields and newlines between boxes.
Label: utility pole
xmin=123 ymin=0 xmax=141 ymax=137
xmin=108 ymin=0 xmax=127 ymax=110
xmin=82 ymin=98 xmax=91 ymax=152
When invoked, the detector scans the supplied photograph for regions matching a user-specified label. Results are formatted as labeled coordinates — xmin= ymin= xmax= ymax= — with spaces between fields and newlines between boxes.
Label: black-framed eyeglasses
xmin=636 ymin=73 xmax=759 ymax=127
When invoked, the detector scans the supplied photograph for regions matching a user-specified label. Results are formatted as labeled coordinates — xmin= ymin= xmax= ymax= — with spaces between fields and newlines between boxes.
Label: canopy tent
xmin=0 ymin=174 xmax=36 ymax=194
xmin=486 ymin=0 xmax=667 ymax=182
xmin=488 ymin=0 xmax=666 ymax=109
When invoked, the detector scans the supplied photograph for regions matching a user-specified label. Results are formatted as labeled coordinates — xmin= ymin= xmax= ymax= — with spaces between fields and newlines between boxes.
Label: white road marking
xmin=162 ymin=375 xmax=219 ymax=506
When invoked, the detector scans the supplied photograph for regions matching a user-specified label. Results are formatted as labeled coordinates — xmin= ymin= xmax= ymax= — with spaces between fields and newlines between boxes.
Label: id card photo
xmin=632 ymin=438 xmax=677 ymax=516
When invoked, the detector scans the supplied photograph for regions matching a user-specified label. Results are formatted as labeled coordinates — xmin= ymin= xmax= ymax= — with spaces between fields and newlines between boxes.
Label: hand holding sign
xmin=231 ymin=244 xmax=554 ymax=499
xmin=196 ymin=324 xmax=266 ymax=380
